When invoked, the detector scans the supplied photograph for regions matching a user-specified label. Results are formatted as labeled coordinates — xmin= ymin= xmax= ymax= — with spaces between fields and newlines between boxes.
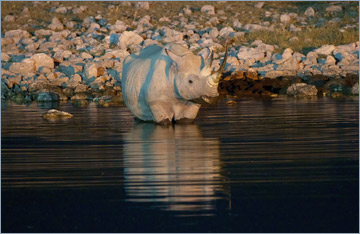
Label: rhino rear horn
xmin=205 ymin=50 xmax=214 ymax=69
xmin=208 ymin=43 xmax=228 ymax=85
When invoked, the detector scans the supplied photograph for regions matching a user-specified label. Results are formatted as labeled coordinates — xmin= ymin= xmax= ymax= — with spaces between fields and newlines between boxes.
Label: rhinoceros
xmin=121 ymin=43 xmax=228 ymax=124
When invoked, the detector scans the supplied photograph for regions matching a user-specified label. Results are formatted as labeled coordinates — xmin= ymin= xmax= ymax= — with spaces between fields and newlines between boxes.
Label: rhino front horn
xmin=209 ymin=43 xmax=228 ymax=86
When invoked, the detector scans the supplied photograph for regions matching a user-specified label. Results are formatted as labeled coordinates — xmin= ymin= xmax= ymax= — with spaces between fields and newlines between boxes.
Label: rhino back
xmin=122 ymin=44 xmax=174 ymax=121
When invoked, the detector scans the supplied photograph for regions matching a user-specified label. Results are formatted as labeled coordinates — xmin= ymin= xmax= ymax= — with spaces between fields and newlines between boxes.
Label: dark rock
xmin=37 ymin=92 xmax=59 ymax=102
xmin=287 ymin=83 xmax=318 ymax=96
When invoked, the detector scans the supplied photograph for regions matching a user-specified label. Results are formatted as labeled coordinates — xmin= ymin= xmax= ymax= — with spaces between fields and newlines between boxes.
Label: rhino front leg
xmin=173 ymin=102 xmax=201 ymax=123
xmin=149 ymin=101 xmax=174 ymax=125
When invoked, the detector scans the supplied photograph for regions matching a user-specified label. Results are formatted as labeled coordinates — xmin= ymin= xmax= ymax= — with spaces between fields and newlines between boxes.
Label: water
xmin=1 ymin=97 xmax=359 ymax=232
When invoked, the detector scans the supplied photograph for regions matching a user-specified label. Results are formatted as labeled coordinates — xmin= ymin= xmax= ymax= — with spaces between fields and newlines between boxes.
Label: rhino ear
xmin=165 ymin=48 xmax=182 ymax=66
xmin=198 ymin=48 xmax=211 ymax=60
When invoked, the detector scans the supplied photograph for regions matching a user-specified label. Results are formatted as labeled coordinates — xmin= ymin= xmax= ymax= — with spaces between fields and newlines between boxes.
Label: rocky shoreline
xmin=1 ymin=2 xmax=359 ymax=107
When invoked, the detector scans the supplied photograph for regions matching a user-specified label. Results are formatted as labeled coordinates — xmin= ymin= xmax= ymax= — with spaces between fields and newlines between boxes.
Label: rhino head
xmin=165 ymin=44 xmax=228 ymax=104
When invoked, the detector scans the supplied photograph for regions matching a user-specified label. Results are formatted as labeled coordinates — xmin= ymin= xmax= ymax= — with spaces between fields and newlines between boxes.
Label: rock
xmin=159 ymin=17 xmax=171 ymax=22
xmin=118 ymin=31 xmax=144 ymax=49
xmin=34 ymin=29 xmax=53 ymax=38
xmin=4 ymin=15 xmax=16 ymax=23
xmin=351 ymin=83 xmax=359 ymax=95
xmin=72 ymin=74 xmax=83 ymax=83
xmin=183 ymin=7 xmax=192 ymax=15
xmin=48 ymin=17 xmax=64 ymax=31
xmin=37 ymin=92 xmax=59 ymax=102
xmin=277 ymin=57 xmax=299 ymax=70
xmin=287 ymin=83 xmax=318 ymax=96
xmin=109 ymin=20 xmax=126 ymax=32
xmin=5 ymin=29 xmax=31 ymax=42
xmin=335 ymin=43 xmax=356 ymax=53
xmin=83 ymin=63 xmax=98 ymax=82
xmin=303 ymin=52 xmax=318 ymax=65
xmin=53 ymin=50 xmax=72 ymax=63
xmin=1 ymin=53 xmax=10 ymax=62
xmin=81 ymin=52 xmax=93 ymax=59
xmin=289 ymin=24 xmax=301 ymax=32
xmin=9 ymin=58 xmax=35 ymax=74
xmin=254 ymin=2 xmax=265 ymax=9
xmin=237 ymin=47 xmax=265 ymax=61
xmin=208 ymin=27 xmax=219 ymax=38
xmin=30 ymin=53 xmax=54 ymax=71
xmin=282 ymin=48 xmax=293 ymax=60
xmin=233 ymin=19 xmax=242 ymax=29
xmin=265 ymin=70 xmax=297 ymax=79
xmin=314 ymin=45 xmax=336 ymax=55
xmin=251 ymin=40 xmax=275 ymax=52
xmin=201 ymin=5 xmax=215 ymax=15
xmin=87 ymin=22 xmax=101 ymax=33
xmin=219 ymin=26 xmax=234 ymax=37
xmin=280 ymin=14 xmax=291 ymax=24
xmin=22 ymin=7 xmax=30 ymax=17
xmin=326 ymin=5 xmax=343 ymax=13
xmin=325 ymin=55 xmax=336 ymax=65
xmin=304 ymin=7 xmax=315 ymax=17
xmin=289 ymin=36 xmax=299 ymax=42
xmin=42 ymin=109 xmax=73 ymax=119
xmin=71 ymin=93 xmax=90 ymax=101
xmin=55 ymin=6 xmax=67 ymax=13
xmin=243 ymin=24 xmax=271 ymax=32
xmin=72 ymin=6 xmax=87 ymax=14
xmin=135 ymin=1 xmax=150 ymax=10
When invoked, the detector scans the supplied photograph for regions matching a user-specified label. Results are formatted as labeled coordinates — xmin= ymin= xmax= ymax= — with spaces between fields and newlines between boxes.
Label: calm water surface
xmin=1 ymin=97 xmax=359 ymax=232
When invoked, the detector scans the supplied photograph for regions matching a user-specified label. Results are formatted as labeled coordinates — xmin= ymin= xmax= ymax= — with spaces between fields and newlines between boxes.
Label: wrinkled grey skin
xmin=122 ymin=43 xmax=227 ymax=124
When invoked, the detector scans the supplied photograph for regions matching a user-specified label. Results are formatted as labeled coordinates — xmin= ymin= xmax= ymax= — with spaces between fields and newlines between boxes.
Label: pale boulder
xmin=118 ymin=31 xmax=144 ymax=49
xmin=201 ymin=5 xmax=215 ymax=15
xmin=314 ymin=45 xmax=336 ymax=55
xmin=280 ymin=14 xmax=291 ymax=24
xmin=31 ymin=53 xmax=54 ymax=71
xmin=9 ymin=58 xmax=35 ymax=74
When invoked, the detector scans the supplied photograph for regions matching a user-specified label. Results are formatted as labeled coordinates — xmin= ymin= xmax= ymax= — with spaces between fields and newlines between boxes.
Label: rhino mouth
xmin=190 ymin=95 xmax=218 ymax=105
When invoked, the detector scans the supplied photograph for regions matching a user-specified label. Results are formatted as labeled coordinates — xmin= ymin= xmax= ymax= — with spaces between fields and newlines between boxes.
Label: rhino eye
xmin=188 ymin=80 xmax=193 ymax=84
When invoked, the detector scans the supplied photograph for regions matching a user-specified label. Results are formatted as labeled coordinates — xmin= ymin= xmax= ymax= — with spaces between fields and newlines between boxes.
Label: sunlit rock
xmin=42 ymin=109 xmax=73 ymax=119
xmin=118 ymin=31 xmax=144 ymax=50
xmin=9 ymin=58 xmax=35 ymax=74
xmin=55 ymin=6 xmax=67 ymax=13
xmin=314 ymin=45 xmax=336 ymax=55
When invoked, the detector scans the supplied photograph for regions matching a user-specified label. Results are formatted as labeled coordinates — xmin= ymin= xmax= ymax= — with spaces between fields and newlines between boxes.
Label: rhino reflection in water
xmin=123 ymin=123 xmax=228 ymax=212
xmin=122 ymin=43 xmax=228 ymax=124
